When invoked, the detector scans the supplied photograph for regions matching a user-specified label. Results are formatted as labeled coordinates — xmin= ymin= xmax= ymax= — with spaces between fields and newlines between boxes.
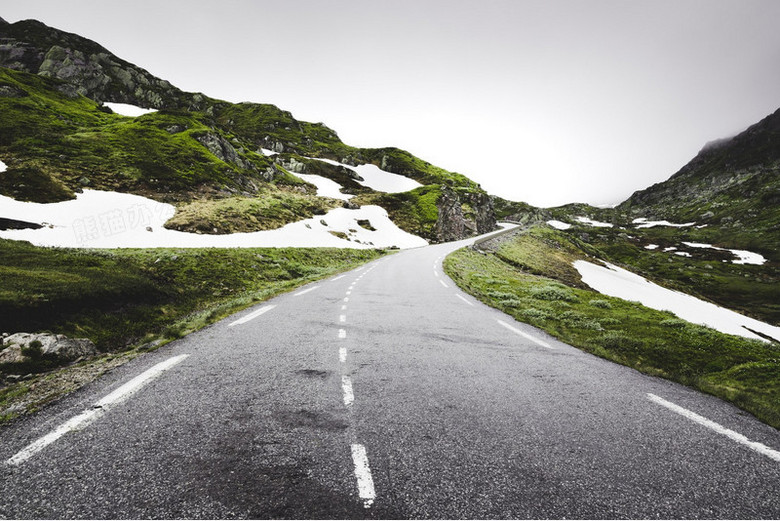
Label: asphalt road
xmin=2 ymin=232 xmax=779 ymax=519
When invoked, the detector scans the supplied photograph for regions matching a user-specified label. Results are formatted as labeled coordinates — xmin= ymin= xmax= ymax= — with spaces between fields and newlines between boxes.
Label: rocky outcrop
xmin=435 ymin=186 xmax=496 ymax=242
xmin=0 ymin=19 xmax=209 ymax=110
xmin=0 ymin=332 xmax=97 ymax=365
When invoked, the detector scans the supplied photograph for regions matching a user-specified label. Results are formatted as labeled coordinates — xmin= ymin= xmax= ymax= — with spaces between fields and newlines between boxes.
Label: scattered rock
xmin=343 ymin=200 xmax=360 ymax=210
xmin=0 ymin=333 xmax=97 ymax=365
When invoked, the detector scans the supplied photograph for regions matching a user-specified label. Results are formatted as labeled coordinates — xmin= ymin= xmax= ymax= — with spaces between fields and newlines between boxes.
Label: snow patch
xmin=674 ymin=251 xmax=692 ymax=258
xmin=633 ymin=218 xmax=695 ymax=229
xmin=260 ymin=148 xmax=278 ymax=156
xmin=547 ymin=220 xmax=572 ymax=230
xmin=294 ymin=173 xmax=352 ymax=201
xmin=0 ymin=159 xmax=6 ymax=173
xmin=308 ymin=157 xmax=422 ymax=193
xmin=682 ymin=242 xmax=766 ymax=266
xmin=0 ymin=190 xmax=427 ymax=249
xmin=103 ymin=102 xmax=157 ymax=118
xmin=576 ymin=216 xmax=613 ymax=228
xmin=644 ymin=244 xmax=659 ymax=250
xmin=574 ymin=260 xmax=780 ymax=342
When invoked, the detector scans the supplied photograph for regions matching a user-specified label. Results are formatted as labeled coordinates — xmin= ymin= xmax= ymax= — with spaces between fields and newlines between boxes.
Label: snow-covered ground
xmin=576 ymin=216 xmax=613 ymax=228
xmin=0 ymin=190 xmax=427 ymax=249
xmin=547 ymin=220 xmax=572 ymax=230
xmin=682 ymin=242 xmax=766 ymax=266
xmin=574 ymin=260 xmax=780 ymax=342
xmin=294 ymin=173 xmax=353 ymax=201
xmin=0 ymin=159 xmax=6 ymax=173
xmin=308 ymin=157 xmax=422 ymax=193
xmin=103 ymin=102 xmax=157 ymax=118
xmin=633 ymin=217 xmax=696 ymax=229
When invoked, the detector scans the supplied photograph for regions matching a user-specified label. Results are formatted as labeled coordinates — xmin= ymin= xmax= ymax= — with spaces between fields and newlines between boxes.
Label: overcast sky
xmin=4 ymin=0 xmax=780 ymax=207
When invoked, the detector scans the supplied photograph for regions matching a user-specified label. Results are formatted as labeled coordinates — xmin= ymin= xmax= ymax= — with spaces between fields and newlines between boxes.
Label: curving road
xmin=1 ymin=232 xmax=779 ymax=518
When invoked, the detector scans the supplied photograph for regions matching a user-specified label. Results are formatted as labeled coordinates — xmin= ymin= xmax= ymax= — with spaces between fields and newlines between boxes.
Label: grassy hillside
xmin=445 ymin=226 xmax=780 ymax=429
xmin=0 ymin=238 xmax=385 ymax=421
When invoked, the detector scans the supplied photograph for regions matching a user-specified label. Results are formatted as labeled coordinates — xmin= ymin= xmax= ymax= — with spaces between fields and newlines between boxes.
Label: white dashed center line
xmin=294 ymin=286 xmax=319 ymax=297
xmin=341 ymin=375 xmax=355 ymax=406
xmin=340 ymin=315 xmax=347 ymax=323
xmin=339 ymin=328 xmax=347 ymax=339
xmin=439 ymin=280 xmax=449 ymax=288
xmin=351 ymin=443 xmax=377 ymax=508
xmin=496 ymin=319 xmax=552 ymax=348
xmin=7 ymin=354 xmax=190 ymax=466
xmin=332 ymin=275 xmax=346 ymax=281
xmin=647 ymin=393 xmax=780 ymax=462
xmin=339 ymin=346 xmax=347 ymax=363
xmin=228 ymin=305 xmax=276 ymax=327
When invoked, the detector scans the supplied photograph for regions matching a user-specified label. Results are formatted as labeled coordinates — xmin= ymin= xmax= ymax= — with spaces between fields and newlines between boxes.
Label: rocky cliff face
xmin=435 ymin=187 xmax=496 ymax=242
xmin=0 ymin=19 xmax=205 ymax=110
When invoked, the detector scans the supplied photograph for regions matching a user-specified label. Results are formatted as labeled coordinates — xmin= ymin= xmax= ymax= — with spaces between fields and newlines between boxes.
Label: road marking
xmin=344 ymin=297 xmax=349 ymax=303
xmin=228 ymin=305 xmax=276 ymax=327
xmin=294 ymin=285 xmax=319 ymax=297
xmin=339 ymin=346 xmax=347 ymax=363
xmin=456 ymin=294 xmax=474 ymax=306
xmin=646 ymin=393 xmax=780 ymax=462
xmin=339 ymin=328 xmax=347 ymax=339
xmin=496 ymin=319 xmax=552 ymax=348
xmin=351 ymin=443 xmax=377 ymax=508
xmin=340 ymin=315 xmax=347 ymax=323
xmin=341 ymin=304 xmax=347 ymax=310
xmin=439 ymin=280 xmax=449 ymax=288
xmin=434 ymin=270 xmax=439 ymax=278
xmin=7 ymin=354 xmax=189 ymax=466
xmin=332 ymin=274 xmax=346 ymax=281
xmin=342 ymin=375 xmax=354 ymax=406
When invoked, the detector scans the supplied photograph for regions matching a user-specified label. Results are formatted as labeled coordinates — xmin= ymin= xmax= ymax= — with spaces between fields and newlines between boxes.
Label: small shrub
xmin=589 ymin=299 xmax=612 ymax=309
xmin=530 ymin=285 xmax=578 ymax=302
xmin=597 ymin=331 xmax=644 ymax=353
xmin=21 ymin=341 xmax=43 ymax=359
xmin=521 ymin=308 xmax=552 ymax=321
xmin=660 ymin=318 xmax=688 ymax=329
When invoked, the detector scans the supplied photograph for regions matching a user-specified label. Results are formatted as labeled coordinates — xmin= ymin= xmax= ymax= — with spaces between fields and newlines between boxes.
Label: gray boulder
xmin=0 ymin=333 xmax=97 ymax=364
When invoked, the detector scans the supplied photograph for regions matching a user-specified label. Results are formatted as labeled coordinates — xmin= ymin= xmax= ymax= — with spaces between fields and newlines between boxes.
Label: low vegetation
xmin=444 ymin=226 xmax=780 ymax=429
xmin=0 ymin=238 xmax=385 ymax=421
xmin=164 ymin=189 xmax=342 ymax=234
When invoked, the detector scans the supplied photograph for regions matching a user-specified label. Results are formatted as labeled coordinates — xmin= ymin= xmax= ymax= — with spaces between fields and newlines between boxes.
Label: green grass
xmin=0 ymin=238 xmax=385 ymax=366
xmin=355 ymin=185 xmax=443 ymax=240
xmin=164 ymin=189 xmax=342 ymax=233
xmin=444 ymin=231 xmax=780 ymax=429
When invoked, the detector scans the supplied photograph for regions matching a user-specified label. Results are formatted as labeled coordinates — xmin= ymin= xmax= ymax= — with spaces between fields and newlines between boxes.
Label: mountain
xmin=617 ymin=107 xmax=780 ymax=253
xmin=0 ymin=18 xmax=494 ymax=243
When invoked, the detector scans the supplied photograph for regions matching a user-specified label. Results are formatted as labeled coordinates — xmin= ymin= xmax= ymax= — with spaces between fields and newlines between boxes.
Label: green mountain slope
xmin=0 ymin=18 xmax=495 ymax=242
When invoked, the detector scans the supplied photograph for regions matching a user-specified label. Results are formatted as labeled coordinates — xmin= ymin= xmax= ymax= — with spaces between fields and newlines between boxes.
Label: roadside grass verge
xmin=0 ymin=238 xmax=385 ymax=421
xmin=444 ymin=241 xmax=780 ymax=430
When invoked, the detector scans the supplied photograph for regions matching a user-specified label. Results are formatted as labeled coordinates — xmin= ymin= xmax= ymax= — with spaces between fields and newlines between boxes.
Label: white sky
xmin=4 ymin=0 xmax=780 ymax=207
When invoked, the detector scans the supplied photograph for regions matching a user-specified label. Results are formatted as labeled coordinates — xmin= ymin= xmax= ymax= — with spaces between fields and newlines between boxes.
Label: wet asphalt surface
xmin=1 ymin=234 xmax=779 ymax=519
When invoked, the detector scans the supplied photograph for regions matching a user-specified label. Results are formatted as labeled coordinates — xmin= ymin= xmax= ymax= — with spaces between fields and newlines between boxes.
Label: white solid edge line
xmin=439 ymin=279 xmax=449 ymax=288
xmin=7 ymin=354 xmax=189 ymax=466
xmin=294 ymin=286 xmax=320 ymax=296
xmin=228 ymin=305 xmax=276 ymax=327
xmin=342 ymin=375 xmax=355 ymax=406
xmin=456 ymin=294 xmax=474 ymax=306
xmin=496 ymin=319 xmax=552 ymax=348
xmin=351 ymin=443 xmax=377 ymax=508
xmin=646 ymin=393 xmax=780 ymax=463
